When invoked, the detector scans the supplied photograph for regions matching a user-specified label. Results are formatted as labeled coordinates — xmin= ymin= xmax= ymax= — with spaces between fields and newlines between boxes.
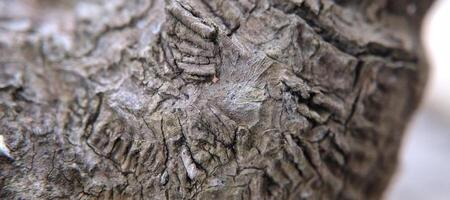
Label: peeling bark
xmin=0 ymin=0 xmax=432 ymax=199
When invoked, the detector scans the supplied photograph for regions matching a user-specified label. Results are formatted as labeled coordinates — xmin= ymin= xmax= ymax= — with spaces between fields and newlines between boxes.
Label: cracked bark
xmin=0 ymin=0 xmax=432 ymax=199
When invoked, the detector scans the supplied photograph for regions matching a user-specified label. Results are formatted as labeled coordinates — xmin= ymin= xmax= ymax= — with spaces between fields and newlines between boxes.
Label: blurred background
xmin=387 ymin=0 xmax=450 ymax=199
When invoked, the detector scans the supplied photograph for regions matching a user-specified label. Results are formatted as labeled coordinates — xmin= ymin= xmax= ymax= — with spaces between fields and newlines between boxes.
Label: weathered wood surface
xmin=0 ymin=0 xmax=432 ymax=199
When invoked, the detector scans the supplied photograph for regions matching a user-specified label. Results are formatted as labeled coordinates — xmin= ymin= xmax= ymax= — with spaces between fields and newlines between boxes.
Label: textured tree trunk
xmin=0 ymin=0 xmax=432 ymax=199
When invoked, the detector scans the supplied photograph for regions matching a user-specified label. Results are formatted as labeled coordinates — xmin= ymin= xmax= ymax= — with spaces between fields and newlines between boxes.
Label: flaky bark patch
xmin=0 ymin=0 xmax=431 ymax=199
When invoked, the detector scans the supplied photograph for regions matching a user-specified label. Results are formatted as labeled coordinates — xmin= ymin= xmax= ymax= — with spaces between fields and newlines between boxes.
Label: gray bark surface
xmin=0 ymin=0 xmax=432 ymax=199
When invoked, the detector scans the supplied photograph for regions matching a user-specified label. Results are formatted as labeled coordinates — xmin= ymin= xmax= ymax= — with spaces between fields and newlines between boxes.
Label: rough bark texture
xmin=0 ymin=0 xmax=432 ymax=199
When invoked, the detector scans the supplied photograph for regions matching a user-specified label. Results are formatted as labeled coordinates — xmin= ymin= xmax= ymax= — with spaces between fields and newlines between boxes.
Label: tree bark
xmin=0 ymin=0 xmax=432 ymax=199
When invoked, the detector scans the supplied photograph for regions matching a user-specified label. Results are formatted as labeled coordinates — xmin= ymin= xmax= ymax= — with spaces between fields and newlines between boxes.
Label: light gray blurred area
xmin=386 ymin=0 xmax=450 ymax=199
